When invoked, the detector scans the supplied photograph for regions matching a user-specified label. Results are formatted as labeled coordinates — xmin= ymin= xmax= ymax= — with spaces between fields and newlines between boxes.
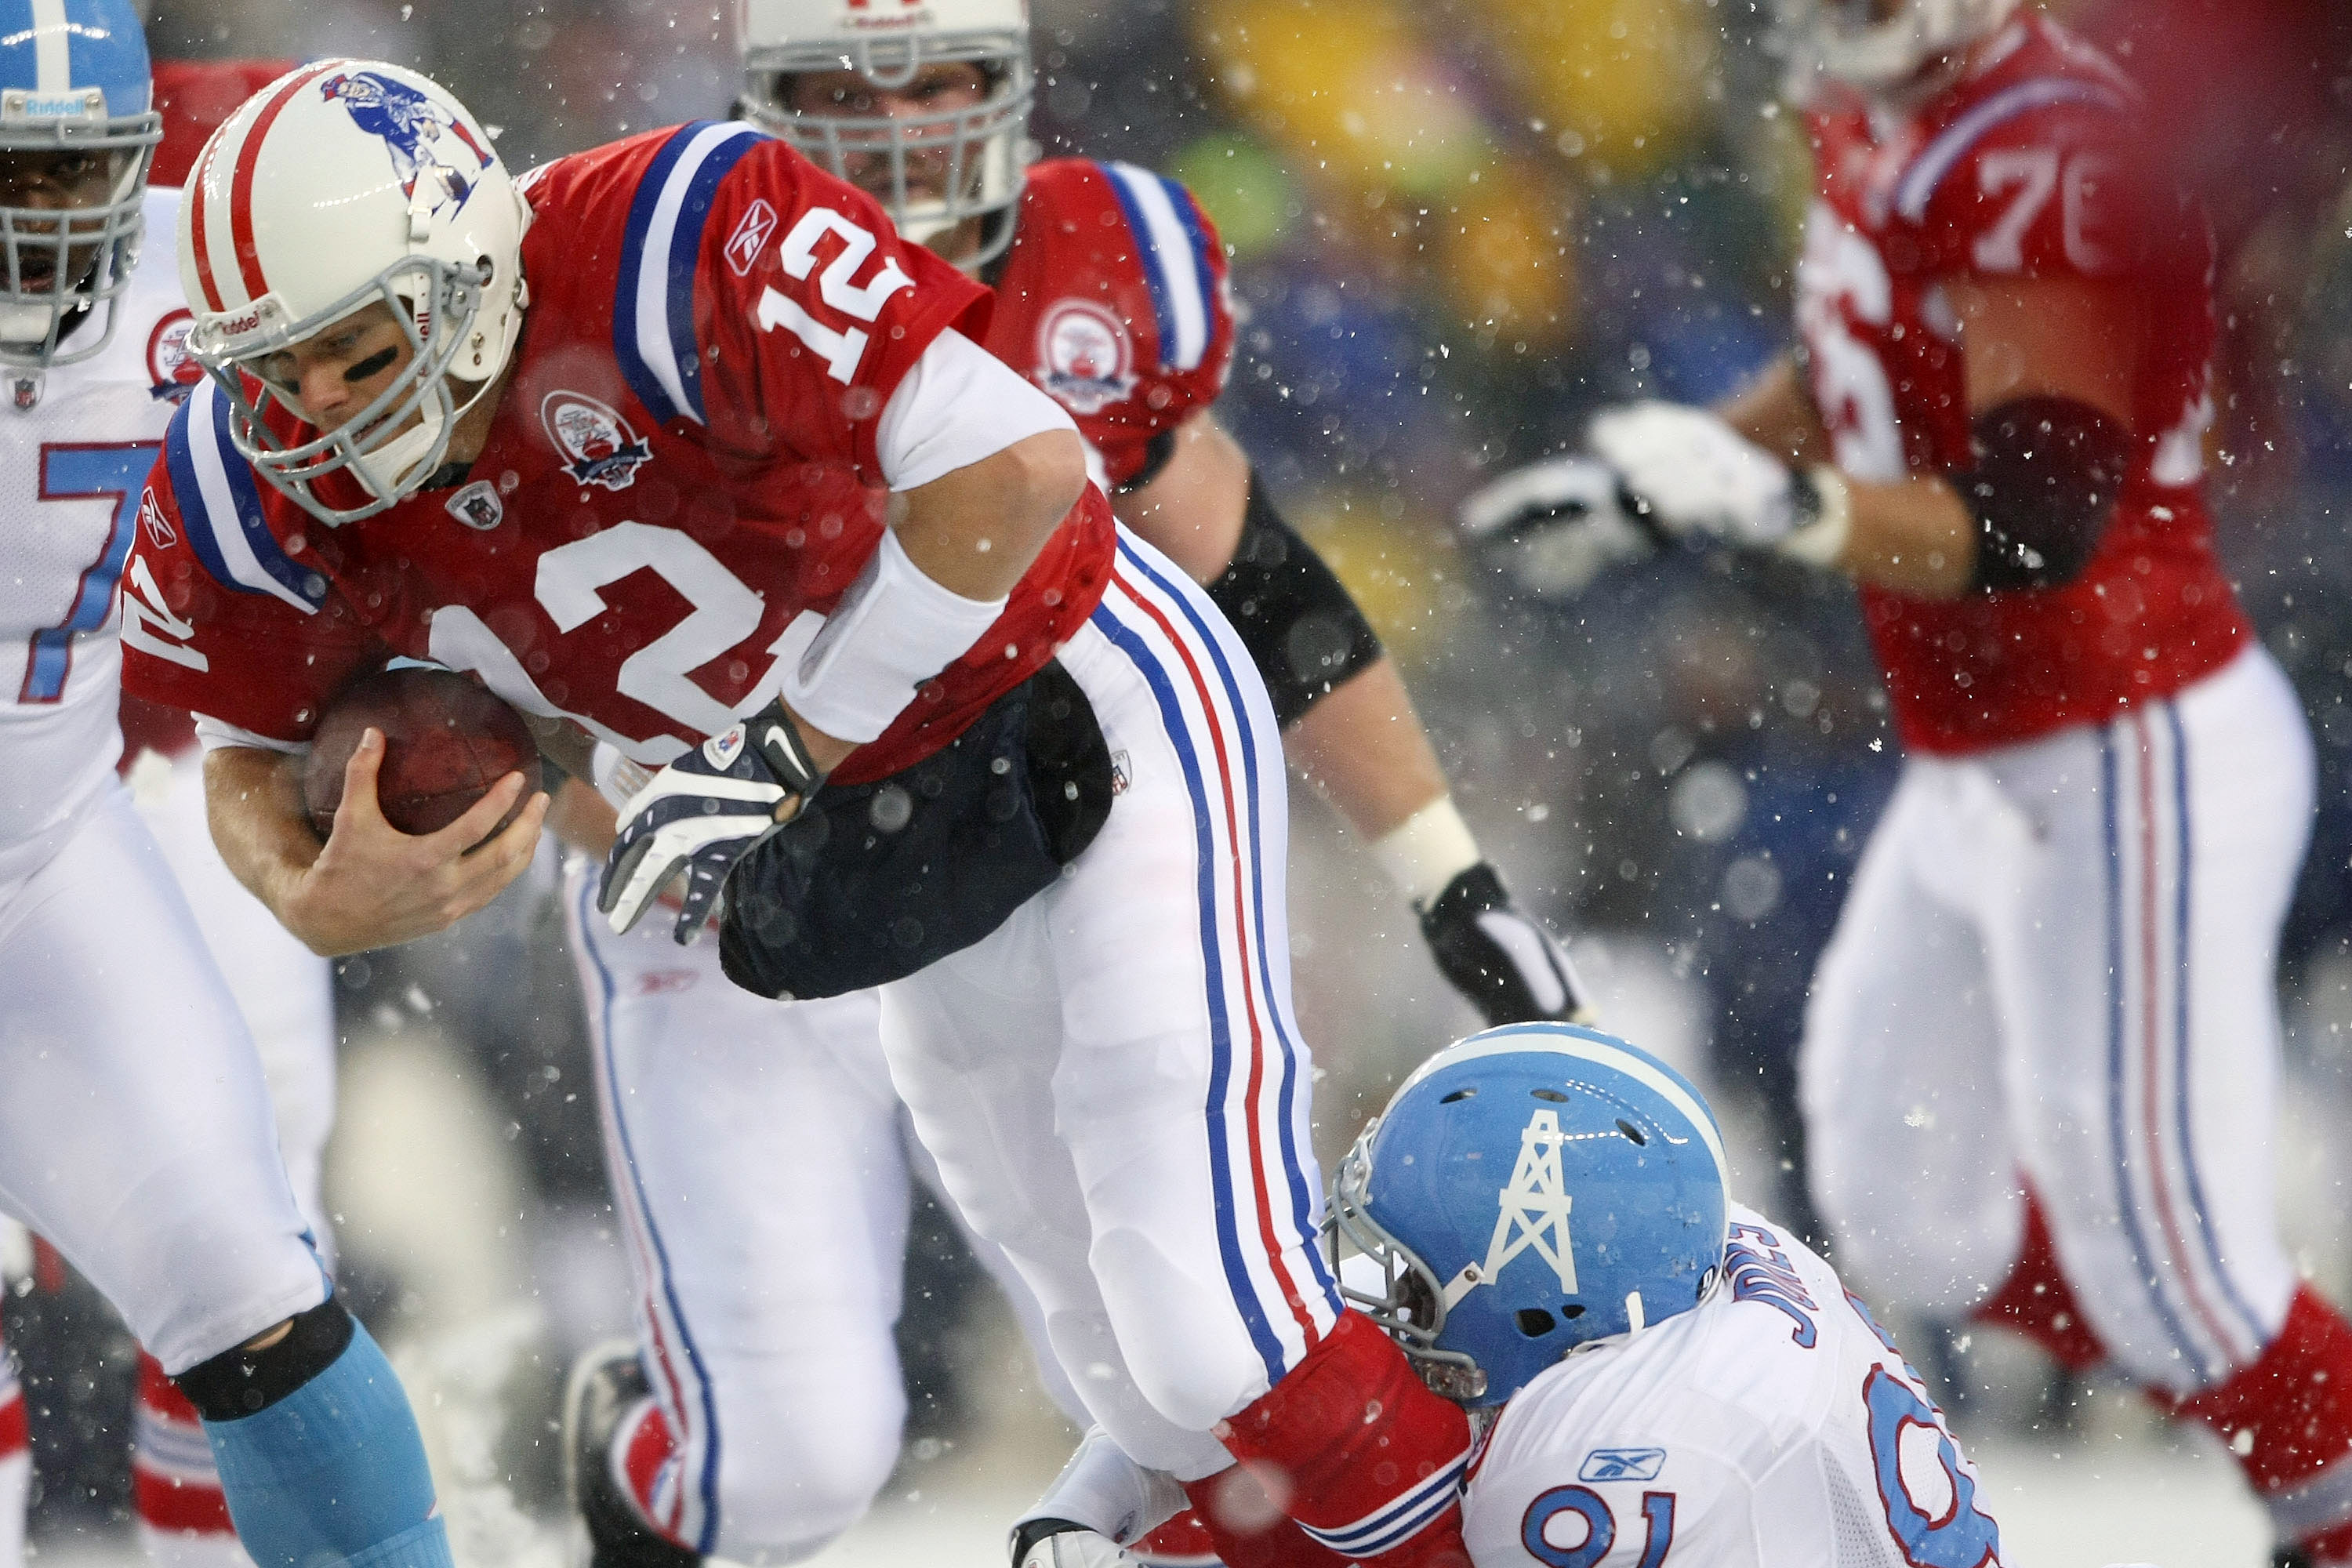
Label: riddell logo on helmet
xmin=844 ymin=0 xmax=927 ymax=27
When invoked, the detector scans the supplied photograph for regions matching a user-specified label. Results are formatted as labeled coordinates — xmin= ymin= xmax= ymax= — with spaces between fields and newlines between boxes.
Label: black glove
xmin=598 ymin=700 xmax=828 ymax=944
xmin=1418 ymin=862 xmax=1593 ymax=1027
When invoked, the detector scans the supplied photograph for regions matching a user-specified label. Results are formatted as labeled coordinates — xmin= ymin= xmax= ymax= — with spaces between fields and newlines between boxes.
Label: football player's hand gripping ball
xmin=1420 ymin=863 xmax=1595 ymax=1027
xmin=1456 ymin=452 xmax=1658 ymax=601
xmin=598 ymin=701 xmax=829 ymax=944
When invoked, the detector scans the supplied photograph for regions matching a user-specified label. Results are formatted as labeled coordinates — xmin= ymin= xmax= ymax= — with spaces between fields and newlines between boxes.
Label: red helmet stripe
xmin=227 ymin=64 xmax=343 ymax=304
xmin=186 ymin=122 xmax=231 ymax=313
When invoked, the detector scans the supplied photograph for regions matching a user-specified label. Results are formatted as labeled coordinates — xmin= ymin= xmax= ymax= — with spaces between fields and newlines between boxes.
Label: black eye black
xmin=343 ymin=345 xmax=399 ymax=383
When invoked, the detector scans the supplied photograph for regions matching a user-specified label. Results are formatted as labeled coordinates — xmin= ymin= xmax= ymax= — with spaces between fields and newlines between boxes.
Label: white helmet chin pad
xmin=1778 ymin=0 xmax=2023 ymax=95
xmin=738 ymin=0 xmax=1033 ymax=270
xmin=176 ymin=60 xmax=528 ymax=526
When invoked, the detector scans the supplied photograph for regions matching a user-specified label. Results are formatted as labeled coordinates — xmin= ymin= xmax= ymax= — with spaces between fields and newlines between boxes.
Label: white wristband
xmin=774 ymin=528 xmax=1010 ymax=744
xmin=1371 ymin=796 xmax=1483 ymax=909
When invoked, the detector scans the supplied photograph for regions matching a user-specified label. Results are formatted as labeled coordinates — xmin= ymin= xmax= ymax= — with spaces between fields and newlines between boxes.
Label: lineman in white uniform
xmin=1019 ymin=1024 xmax=2009 ymax=1567
xmin=0 ymin=9 xmax=452 ymax=1568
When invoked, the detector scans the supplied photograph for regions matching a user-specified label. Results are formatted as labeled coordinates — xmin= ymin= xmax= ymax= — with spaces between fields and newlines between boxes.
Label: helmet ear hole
xmin=1514 ymin=1308 xmax=1555 ymax=1338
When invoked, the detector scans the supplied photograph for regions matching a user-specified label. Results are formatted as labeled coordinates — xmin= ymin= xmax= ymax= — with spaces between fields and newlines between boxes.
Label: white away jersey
xmin=0 ymin=188 xmax=198 ymax=881
xmin=1461 ymin=1205 xmax=2005 ymax=1568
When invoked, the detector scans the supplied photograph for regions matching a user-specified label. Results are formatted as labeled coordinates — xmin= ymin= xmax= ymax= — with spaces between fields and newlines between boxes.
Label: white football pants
xmin=0 ymin=782 xmax=325 ymax=1374
xmin=564 ymin=859 xmax=1086 ymax=1566
xmin=564 ymin=529 xmax=1343 ymax=1557
xmin=1802 ymin=645 xmax=2307 ymax=1396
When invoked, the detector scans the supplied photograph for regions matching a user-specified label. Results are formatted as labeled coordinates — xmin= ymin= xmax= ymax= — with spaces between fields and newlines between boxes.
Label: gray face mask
xmin=0 ymin=111 xmax=161 ymax=370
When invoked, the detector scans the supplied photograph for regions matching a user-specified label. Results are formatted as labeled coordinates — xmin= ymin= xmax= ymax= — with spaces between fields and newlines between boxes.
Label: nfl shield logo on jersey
xmin=1034 ymin=299 xmax=1138 ymax=416
xmin=445 ymin=481 xmax=503 ymax=531
xmin=542 ymin=391 xmax=652 ymax=491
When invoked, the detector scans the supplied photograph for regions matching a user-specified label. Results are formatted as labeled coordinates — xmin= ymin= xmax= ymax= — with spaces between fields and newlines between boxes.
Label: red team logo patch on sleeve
xmin=1034 ymin=299 xmax=1138 ymax=416
xmin=146 ymin=309 xmax=203 ymax=402
xmin=541 ymin=390 xmax=654 ymax=491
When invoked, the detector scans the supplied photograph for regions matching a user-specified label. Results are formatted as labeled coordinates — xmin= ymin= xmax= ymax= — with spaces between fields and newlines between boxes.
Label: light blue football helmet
xmin=1330 ymin=1022 xmax=1730 ymax=1408
xmin=0 ymin=0 xmax=158 ymax=368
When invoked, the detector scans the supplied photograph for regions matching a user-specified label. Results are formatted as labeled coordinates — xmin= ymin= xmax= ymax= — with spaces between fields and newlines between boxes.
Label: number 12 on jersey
xmin=18 ymin=442 xmax=162 ymax=704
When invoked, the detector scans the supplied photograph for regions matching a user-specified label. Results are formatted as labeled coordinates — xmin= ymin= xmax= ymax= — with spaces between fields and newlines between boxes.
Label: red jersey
xmin=985 ymin=158 xmax=1235 ymax=489
xmin=121 ymin=122 xmax=1115 ymax=787
xmin=1797 ymin=16 xmax=2246 ymax=755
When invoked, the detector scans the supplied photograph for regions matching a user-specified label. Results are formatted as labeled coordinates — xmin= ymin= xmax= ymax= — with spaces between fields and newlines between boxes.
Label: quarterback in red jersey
xmin=542 ymin=4 xmax=1584 ymax=1566
xmin=1463 ymin=2 xmax=2352 ymax=1563
xmin=123 ymin=55 xmax=1481 ymax=1568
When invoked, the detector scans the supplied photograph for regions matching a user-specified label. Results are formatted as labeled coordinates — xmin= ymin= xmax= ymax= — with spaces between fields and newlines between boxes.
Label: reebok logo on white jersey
xmin=1577 ymin=1448 xmax=1666 ymax=1483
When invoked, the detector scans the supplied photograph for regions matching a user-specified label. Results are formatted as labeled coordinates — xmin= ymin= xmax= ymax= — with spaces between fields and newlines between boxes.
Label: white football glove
xmin=597 ymin=702 xmax=827 ymax=944
xmin=1457 ymin=453 xmax=1657 ymax=601
xmin=1588 ymin=401 xmax=1850 ymax=564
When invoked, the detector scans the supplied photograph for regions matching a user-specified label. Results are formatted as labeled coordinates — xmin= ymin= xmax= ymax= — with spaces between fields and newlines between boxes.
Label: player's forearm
xmin=1719 ymin=355 xmax=1834 ymax=468
xmin=893 ymin=427 xmax=1088 ymax=602
xmin=1285 ymin=659 xmax=1450 ymax=843
xmin=204 ymin=744 xmax=324 ymax=927
xmin=1835 ymin=472 xmax=1979 ymax=599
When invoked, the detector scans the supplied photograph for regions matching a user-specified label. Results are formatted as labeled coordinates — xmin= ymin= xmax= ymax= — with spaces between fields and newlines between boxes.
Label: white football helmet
xmin=736 ymin=0 xmax=1033 ymax=267
xmin=176 ymin=60 xmax=528 ymax=525
xmin=1777 ymin=0 xmax=2022 ymax=96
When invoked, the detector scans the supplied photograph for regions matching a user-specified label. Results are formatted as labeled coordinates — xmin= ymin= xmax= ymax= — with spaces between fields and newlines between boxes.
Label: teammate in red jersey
xmin=124 ymin=56 xmax=1480 ymax=1568
xmin=1462 ymin=4 xmax=2352 ymax=1563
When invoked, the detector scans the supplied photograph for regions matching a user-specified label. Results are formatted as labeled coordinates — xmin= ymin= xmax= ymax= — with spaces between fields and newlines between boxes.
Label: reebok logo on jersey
xmin=139 ymin=488 xmax=176 ymax=550
xmin=1577 ymin=1448 xmax=1666 ymax=1483
xmin=725 ymin=199 xmax=779 ymax=278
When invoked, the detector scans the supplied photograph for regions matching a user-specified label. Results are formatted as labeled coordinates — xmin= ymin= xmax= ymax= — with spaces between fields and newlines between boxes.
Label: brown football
xmin=302 ymin=666 xmax=542 ymax=842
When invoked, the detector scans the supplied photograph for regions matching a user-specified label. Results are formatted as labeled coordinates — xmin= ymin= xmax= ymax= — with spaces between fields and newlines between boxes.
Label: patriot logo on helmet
xmin=541 ymin=390 xmax=652 ymax=492
xmin=318 ymin=69 xmax=493 ymax=218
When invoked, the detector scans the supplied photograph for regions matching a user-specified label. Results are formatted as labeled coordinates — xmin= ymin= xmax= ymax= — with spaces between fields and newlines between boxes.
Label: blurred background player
xmin=1022 ymin=1022 xmax=2009 ymax=1566
xmin=1462 ymin=1 xmax=2352 ymax=1562
xmin=128 ymin=54 xmax=1484 ymax=1568
xmin=0 ymin=11 xmax=452 ymax=1568
xmin=552 ymin=3 xmax=1590 ymax=1564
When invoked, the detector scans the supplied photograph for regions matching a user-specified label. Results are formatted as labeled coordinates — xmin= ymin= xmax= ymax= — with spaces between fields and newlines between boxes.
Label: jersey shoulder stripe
xmin=613 ymin=118 xmax=768 ymax=427
xmin=1893 ymin=74 xmax=2132 ymax=223
xmin=1101 ymin=161 xmax=1220 ymax=373
xmin=162 ymin=380 xmax=323 ymax=615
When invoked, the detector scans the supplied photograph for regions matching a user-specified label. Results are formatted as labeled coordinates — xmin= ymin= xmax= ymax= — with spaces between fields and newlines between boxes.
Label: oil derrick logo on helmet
xmin=542 ymin=391 xmax=652 ymax=492
xmin=318 ymin=69 xmax=494 ymax=220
